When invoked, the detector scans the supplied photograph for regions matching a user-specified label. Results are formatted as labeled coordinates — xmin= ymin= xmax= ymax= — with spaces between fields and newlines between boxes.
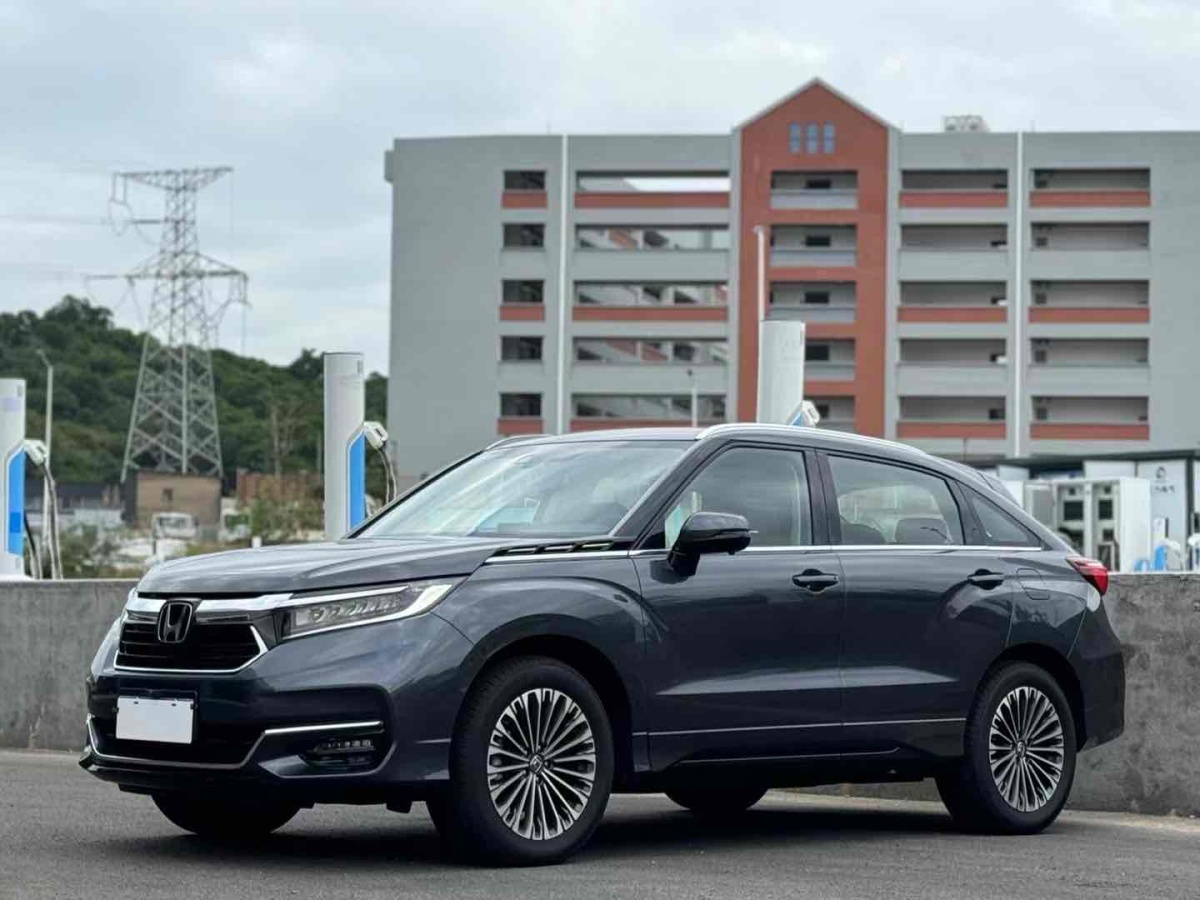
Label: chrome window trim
xmin=114 ymin=623 xmax=268 ymax=676
xmin=84 ymin=716 xmax=383 ymax=771
xmin=632 ymin=544 xmax=1040 ymax=557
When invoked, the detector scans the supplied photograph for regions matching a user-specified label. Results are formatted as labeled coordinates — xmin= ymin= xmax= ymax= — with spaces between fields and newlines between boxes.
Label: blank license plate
xmin=116 ymin=697 xmax=195 ymax=744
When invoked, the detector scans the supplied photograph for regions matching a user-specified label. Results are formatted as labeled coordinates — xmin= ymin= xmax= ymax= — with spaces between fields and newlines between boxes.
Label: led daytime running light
xmin=283 ymin=581 xmax=457 ymax=639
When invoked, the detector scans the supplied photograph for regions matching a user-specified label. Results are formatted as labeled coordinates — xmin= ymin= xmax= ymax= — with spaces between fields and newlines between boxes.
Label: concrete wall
xmin=0 ymin=580 xmax=132 ymax=751
xmin=1 ymin=574 xmax=1197 ymax=816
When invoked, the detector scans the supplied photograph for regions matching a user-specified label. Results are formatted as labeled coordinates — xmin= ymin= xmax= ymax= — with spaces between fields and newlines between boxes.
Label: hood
xmin=137 ymin=536 xmax=518 ymax=596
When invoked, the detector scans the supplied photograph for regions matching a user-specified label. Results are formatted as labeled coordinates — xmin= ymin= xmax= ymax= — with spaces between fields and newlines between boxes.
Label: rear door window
xmin=827 ymin=455 xmax=963 ymax=546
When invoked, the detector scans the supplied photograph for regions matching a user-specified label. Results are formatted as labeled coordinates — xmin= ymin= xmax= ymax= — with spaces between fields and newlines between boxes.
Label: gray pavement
xmin=1 ymin=749 xmax=1198 ymax=899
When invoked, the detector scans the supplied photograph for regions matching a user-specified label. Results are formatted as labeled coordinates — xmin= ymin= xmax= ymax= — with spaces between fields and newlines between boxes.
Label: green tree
xmin=0 ymin=296 xmax=390 ymax=495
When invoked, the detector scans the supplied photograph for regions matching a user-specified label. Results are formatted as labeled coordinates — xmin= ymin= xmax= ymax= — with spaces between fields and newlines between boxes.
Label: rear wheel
xmin=152 ymin=793 xmax=298 ymax=840
xmin=436 ymin=656 xmax=614 ymax=865
xmin=665 ymin=783 xmax=767 ymax=816
xmin=937 ymin=661 xmax=1076 ymax=834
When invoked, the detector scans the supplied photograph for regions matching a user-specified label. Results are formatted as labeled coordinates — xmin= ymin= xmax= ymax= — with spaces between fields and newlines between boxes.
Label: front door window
xmin=664 ymin=447 xmax=812 ymax=548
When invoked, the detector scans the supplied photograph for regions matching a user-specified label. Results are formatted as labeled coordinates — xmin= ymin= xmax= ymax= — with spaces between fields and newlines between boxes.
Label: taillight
xmin=1067 ymin=556 xmax=1108 ymax=596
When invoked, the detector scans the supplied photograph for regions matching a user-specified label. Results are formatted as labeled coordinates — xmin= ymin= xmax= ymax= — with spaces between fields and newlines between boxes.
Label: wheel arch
xmin=457 ymin=633 xmax=638 ymax=786
xmin=987 ymin=643 xmax=1088 ymax=749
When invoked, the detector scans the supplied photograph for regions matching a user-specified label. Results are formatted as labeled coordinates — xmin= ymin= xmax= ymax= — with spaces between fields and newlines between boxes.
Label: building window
xmin=807 ymin=344 xmax=831 ymax=363
xmin=503 ymin=224 xmax=545 ymax=248
xmin=573 ymin=394 xmax=726 ymax=422
xmin=574 ymin=283 xmax=728 ymax=307
xmin=805 ymin=123 xmax=819 ymax=154
xmin=573 ymin=338 xmax=727 ymax=365
xmin=576 ymin=172 xmax=729 ymax=193
xmin=574 ymin=226 xmax=729 ymax=251
xmin=804 ymin=234 xmax=832 ymax=248
xmin=788 ymin=123 xmax=802 ymax=154
xmin=804 ymin=290 xmax=831 ymax=305
xmin=502 ymin=280 xmax=544 ymax=305
xmin=501 ymin=336 xmax=543 ymax=362
xmin=823 ymin=123 xmax=836 ymax=154
xmin=504 ymin=170 xmax=545 ymax=191
xmin=501 ymin=393 xmax=542 ymax=417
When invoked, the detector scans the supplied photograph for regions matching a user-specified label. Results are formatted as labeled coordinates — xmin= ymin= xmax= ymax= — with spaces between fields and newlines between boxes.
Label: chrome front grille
xmin=115 ymin=619 xmax=264 ymax=672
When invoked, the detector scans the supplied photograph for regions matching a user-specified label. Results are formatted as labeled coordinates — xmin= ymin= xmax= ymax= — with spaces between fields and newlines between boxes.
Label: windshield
xmin=359 ymin=440 xmax=688 ymax=539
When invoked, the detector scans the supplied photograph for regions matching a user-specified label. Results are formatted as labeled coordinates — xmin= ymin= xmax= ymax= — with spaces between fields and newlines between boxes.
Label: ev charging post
xmin=323 ymin=352 xmax=366 ymax=540
xmin=0 ymin=378 xmax=27 ymax=578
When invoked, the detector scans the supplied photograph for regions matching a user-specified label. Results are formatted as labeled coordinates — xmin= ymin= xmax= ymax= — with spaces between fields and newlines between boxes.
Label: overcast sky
xmin=2 ymin=0 xmax=1198 ymax=375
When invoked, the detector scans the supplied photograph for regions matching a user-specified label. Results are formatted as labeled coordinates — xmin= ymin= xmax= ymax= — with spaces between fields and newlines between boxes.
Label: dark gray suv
xmin=82 ymin=425 xmax=1124 ymax=865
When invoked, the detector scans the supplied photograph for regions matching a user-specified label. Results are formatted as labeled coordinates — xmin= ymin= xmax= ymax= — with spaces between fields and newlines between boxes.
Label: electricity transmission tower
xmin=112 ymin=167 xmax=247 ymax=481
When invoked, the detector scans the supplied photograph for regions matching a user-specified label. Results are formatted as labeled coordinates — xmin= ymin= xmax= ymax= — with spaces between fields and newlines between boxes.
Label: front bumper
xmin=81 ymin=611 xmax=474 ymax=800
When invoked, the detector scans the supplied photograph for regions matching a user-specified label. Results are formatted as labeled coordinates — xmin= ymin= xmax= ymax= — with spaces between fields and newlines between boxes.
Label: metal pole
xmin=754 ymin=225 xmax=768 ymax=322
xmin=1012 ymin=131 xmax=1025 ymax=457
xmin=688 ymin=368 xmax=698 ymax=427
xmin=555 ymin=134 xmax=570 ymax=434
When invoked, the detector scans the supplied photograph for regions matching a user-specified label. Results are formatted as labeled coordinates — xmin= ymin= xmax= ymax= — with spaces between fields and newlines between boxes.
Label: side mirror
xmin=668 ymin=511 xmax=752 ymax=575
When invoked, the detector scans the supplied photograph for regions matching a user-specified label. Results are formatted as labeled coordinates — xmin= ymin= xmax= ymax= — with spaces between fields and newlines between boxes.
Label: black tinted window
xmin=968 ymin=491 xmax=1040 ymax=547
xmin=665 ymin=448 xmax=811 ymax=548
xmin=829 ymin=456 xmax=963 ymax=546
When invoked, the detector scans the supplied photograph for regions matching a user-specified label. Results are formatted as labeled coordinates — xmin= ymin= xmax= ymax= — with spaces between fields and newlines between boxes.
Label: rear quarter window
xmin=966 ymin=491 xmax=1042 ymax=548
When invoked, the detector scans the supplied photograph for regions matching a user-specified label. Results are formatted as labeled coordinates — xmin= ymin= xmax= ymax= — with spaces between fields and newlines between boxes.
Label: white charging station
xmin=1 ymin=378 xmax=27 ymax=578
xmin=756 ymin=320 xmax=807 ymax=425
xmin=323 ymin=353 xmax=366 ymax=540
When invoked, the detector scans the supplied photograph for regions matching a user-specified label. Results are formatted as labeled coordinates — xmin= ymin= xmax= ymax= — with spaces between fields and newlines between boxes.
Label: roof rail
xmin=696 ymin=422 xmax=931 ymax=456
xmin=484 ymin=434 xmax=548 ymax=451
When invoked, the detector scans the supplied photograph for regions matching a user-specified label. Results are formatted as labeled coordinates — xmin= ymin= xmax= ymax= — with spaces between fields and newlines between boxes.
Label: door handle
xmin=967 ymin=570 xmax=1006 ymax=589
xmin=792 ymin=570 xmax=840 ymax=592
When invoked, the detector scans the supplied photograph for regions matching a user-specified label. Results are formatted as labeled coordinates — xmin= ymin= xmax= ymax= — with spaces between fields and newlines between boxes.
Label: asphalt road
xmin=2 ymin=750 xmax=1198 ymax=900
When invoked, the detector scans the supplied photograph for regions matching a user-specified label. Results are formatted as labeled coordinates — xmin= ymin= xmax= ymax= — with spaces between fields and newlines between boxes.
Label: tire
xmin=152 ymin=793 xmax=298 ymax=840
xmin=438 ymin=656 xmax=614 ymax=865
xmin=665 ymin=783 xmax=767 ymax=816
xmin=937 ymin=661 xmax=1077 ymax=834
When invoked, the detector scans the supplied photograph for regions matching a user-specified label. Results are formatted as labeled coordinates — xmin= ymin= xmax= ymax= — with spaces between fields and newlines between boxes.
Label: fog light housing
xmin=301 ymin=735 xmax=382 ymax=770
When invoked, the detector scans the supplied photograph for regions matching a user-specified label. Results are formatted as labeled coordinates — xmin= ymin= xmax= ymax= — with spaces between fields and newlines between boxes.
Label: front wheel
xmin=152 ymin=793 xmax=298 ymax=840
xmin=437 ymin=656 xmax=614 ymax=865
xmin=937 ymin=661 xmax=1076 ymax=834
xmin=665 ymin=783 xmax=767 ymax=816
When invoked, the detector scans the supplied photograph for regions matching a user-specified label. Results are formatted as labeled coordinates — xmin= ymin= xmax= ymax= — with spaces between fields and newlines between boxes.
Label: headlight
xmin=280 ymin=579 xmax=461 ymax=640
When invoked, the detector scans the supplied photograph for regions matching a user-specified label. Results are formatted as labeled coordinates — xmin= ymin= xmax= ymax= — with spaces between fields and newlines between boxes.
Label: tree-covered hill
xmin=0 ymin=296 xmax=386 ymax=488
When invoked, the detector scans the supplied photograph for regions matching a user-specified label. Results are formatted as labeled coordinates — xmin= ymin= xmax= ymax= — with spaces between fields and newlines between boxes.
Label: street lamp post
xmin=687 ymin=367 xmax=698 ymax=427
xmin=34 ymin=350 xmax=52 ymax=576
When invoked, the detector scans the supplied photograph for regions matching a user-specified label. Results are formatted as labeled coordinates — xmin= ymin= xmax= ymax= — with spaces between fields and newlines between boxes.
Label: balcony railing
xmin=771 ymin=188 xmax=858 ymax=210
xmin=497 ymin=416 xmax=544 ymax=436
xmin=899 ymin=190 xmax=1008 ymax=209
xmin=770 ymin=248 xmax=857 ymax=268
xmin=1030 ymin=423 xmax=1149 ymax=441
xmin=896 ymin=421 xmax=1007 ymax=439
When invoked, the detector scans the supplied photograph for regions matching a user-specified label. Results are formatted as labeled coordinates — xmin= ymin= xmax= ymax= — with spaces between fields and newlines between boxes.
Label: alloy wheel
xmin=988 ymin=685 xmax=1066 ymax=813
xmin=486 ymin=688 xmax=597 ymax=840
